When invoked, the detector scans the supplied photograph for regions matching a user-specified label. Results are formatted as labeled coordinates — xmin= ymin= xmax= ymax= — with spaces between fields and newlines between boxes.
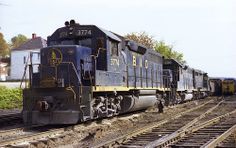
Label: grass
xmin=0 ymin=86 xmax=22 ymax=109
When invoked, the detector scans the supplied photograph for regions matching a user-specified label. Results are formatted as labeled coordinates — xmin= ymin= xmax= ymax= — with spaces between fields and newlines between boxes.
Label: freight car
xmin=23 ymin=20 xmax=170 ymax=124
xmin=222 ymin=79 xmax=235 ymax=95
xmin=209 ymin=78 xmax=222 ymax=96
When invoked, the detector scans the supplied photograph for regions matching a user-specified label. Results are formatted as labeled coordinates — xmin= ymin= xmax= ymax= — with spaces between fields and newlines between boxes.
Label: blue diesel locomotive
xmin=23 ymin=20 xmax=209 ymax=125
xmin=163 ymin=59 xmax=208 ymax=103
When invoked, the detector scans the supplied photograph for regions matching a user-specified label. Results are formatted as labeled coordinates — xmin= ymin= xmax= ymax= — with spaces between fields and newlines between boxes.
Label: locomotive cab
xmin=23 ymin=45 xmax=94 ymax=124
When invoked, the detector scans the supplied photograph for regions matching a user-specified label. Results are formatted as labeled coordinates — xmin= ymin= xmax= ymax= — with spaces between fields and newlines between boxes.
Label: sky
xmin=0 ymin=0 xmax=235 ymax=77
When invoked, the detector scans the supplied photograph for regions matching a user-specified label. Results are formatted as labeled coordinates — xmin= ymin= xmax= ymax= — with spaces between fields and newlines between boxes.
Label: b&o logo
xmin=48 ymin=48 xmax=63 ymax=66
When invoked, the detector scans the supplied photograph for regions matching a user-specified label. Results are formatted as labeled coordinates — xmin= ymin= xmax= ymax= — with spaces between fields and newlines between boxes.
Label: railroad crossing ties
xmin=1 ymin=97 xmax=236 ymax=147
xmin=94 ymin=97 xmax=236 ymax=148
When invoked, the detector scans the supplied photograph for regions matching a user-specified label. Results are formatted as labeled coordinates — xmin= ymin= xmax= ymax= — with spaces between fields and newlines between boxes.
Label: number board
xmin=76 ymin=29 xmax=92 ymax=36
xmin=59 ymin=29 xmax=92 ymax=38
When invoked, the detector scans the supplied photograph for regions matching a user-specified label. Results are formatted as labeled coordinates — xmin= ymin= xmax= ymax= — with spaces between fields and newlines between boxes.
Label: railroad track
xmin=116 ymin=102 xmax=224 ymax=147
xmin=0 ymin=110 xmax=148 ymax=147
xmin=93 ymin=96 xmax=236 ymax=148
xmin=216 ymin=133 xmax=236 ymax=147
xmin=0 ymin=112 xmax=22 ymax=123
xmin=91 ymin=98 xmax=219 ymax=147
xmin=0 ymin=97 xmax=215 ymax=147
xmin=0 ymin=123 xmax=85 ymax=147
xmin=0 ymin=112 xmax=22 ymax=129
xmin=170 ymin=110 xmax=236 ymax=147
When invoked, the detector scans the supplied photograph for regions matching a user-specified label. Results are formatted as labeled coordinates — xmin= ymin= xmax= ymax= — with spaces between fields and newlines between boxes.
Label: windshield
xmin=50 ymin=38 xmax=92 ymax=48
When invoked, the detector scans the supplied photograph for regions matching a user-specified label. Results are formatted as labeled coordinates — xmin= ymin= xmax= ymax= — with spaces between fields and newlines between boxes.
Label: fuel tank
xmin=121 ymin=94 xmax=157 ymax=113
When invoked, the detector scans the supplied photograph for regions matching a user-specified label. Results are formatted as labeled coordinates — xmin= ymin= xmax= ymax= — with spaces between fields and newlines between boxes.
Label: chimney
xmin=32 ymin=33 xmax=36 ymax=39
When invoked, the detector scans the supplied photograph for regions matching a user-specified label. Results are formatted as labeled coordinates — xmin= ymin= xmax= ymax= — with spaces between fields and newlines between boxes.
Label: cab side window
xmin=110 ymin=40 xmax=118 ymax=56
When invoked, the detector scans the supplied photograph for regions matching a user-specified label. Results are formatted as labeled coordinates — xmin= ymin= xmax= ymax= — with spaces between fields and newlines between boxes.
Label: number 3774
xmin=76 ymin=30 xmax=92 ymax=36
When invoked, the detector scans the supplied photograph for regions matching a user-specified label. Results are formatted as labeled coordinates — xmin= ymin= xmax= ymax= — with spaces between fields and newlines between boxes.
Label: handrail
xmin=20 ymin=55 xmax=30 ymax=88
xmin=59 ymin=62 xmax=82 ymax=86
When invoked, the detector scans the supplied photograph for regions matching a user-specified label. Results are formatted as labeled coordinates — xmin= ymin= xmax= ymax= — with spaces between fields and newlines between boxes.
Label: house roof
xmin=12 ymin=37 xmax=47 ymax=51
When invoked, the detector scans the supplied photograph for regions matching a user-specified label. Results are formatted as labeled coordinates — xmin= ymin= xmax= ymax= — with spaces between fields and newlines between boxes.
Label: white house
xmin=10 ymin=34 xmax=47 ymax=80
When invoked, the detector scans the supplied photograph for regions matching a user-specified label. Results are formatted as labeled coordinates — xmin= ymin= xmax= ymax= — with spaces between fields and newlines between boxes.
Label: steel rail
xmin=0 ymin=113 xmax=21 ymax=121
xmin=156 ymin=109 xmax=236 ymax=148
xmin=0 ymin=124 xmax=47 ymax=140
xmin=144 ymin=100 xmax=226 ymax=147
xmin=188 ymin=109 xmax=236 ymax=134
xmin=0 ymin=110 xmax=144 ymax=147
xmin=0 ymin=98 xmax=219 ymax=147
xmin=0 ymin=125 xmax=75 ymax=147
xmin=92 ymin=99 xmax=215 ymax=148
xmin=201 ymin=124 xmax=236 ymax=148
xmin=214 ymin=131 xmax=236 ymax=147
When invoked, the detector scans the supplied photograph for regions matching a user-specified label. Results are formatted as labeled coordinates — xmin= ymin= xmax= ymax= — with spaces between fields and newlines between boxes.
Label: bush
xmin=0 ymin=86 xmax=22 ymax=109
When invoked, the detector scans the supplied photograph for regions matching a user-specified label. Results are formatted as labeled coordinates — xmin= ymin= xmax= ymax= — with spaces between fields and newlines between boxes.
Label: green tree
xmin=154 ymin=41 xmax=185 ymax=64
xmin=10 ymin=34 xmax=28 ymax=49
xmin=125 ymin=32 xmax=185 ymax=64
xmin=0 ymin=32 xmax=9 ymax=57
xmin=125 ymin=32 xmax=155 ymax=49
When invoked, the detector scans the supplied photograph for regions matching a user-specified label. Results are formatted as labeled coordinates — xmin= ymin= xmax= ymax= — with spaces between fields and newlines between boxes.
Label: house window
xmin=110 ymin=41 xmax=118 ymax=56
